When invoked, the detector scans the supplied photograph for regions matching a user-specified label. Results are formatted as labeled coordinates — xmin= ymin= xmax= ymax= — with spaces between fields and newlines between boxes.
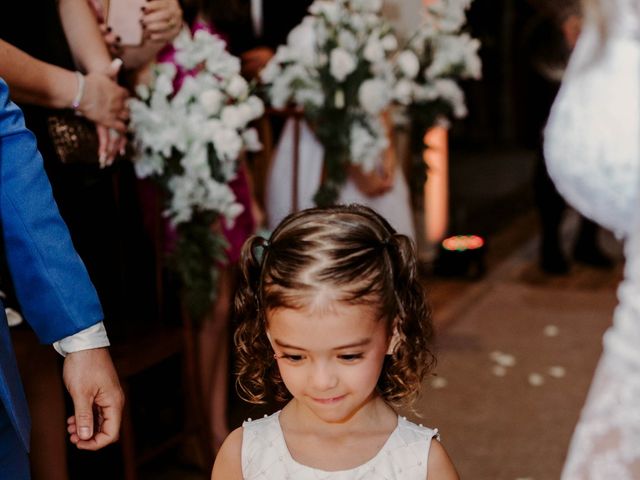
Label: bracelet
xmin=71 ymin=71 xmax=85 ymax=111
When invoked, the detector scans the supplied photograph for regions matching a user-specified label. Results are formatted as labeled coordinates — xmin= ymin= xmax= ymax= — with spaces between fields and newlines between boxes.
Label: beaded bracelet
xmin=71 ymin=71 xmax=85 ymax=111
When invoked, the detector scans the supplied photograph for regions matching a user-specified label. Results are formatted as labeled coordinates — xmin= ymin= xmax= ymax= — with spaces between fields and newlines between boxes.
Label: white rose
xmin=309 ymin=1 xmax=341 ymax=24
xmin=330 ymin=48 xmax=357 ymax=82
xmin=226 ymin=75 xmax=249 ymax=98
xmin=350 ymin=120 xmax=388 ymax=172
xmin=433 ymin=79 xmax=467 ymax=117
xmin=393 ymin=79 xmax=414 ymax=105
xmin=199 ymin=89 xmax=223 ymax=115
xmin=260 ymin=56 xmax=281 ymax=83
xmin=212 ymin=127 xmax=242 ymax=160
xmin=287 ymin=17 xmax=317 ymax=66
xmin=351 ymin=0 xmax=383 ymax=13
xmin=338 ymin=31 xmax=358 ymax=52
xmin=246 ymin=96 xmax=265 ymax=118
xmin=358 ymin=79 xmax=390 ymax=115
xmin=381 ymin=34 xmax=398 ymax=51
xmin=135 ymin=84 xmax=150 ymax=101
xmin=236 ymin=103 xmax=255 ymax=127
xmin=242 ymin=128 xmax=262 ymax=152
xmin=397 ymin=50 xmax=420 ymax=79
xmin=363 ymin=39 xmax=385 ymax=64
xmin=202 ymin=118 xmax=223 ymax=141
xmin=221 ymin=105 xmax=244 ymax=129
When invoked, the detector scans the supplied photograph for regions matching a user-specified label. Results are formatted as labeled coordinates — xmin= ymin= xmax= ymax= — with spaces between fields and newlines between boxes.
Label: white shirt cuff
xmin=53 ymin=322 xmax=110 ymax=357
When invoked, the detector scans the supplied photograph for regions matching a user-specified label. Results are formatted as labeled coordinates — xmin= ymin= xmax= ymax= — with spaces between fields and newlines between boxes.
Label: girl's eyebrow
xmin=273 ymin=338 xmax=372 ymax=350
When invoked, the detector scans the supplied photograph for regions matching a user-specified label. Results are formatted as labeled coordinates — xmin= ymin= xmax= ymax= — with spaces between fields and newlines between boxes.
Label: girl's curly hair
xmin=233 ymin=204 xmax=436 ymax=407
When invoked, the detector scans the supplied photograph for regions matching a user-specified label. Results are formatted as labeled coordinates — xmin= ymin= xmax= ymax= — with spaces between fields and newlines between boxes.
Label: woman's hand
xmin=349 ymin=146 xmax=396 ymax=197
xmin=241 ymin=47 xmax=275 ymax=79
xmin=141 ymin=0 xmax=183 ymax=43
xmin=99 ymin=23 xmax=124 ymax=58
xmin=96 ymin=125 xmax=126 ymax=168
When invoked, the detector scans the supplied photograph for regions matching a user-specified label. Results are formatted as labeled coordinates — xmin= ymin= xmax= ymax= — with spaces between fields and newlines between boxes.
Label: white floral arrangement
xmin=129 ymin=28 xmax=264 ymax=320
xmin=260 ymin=0 xmax=398 ymax=206
xmin=392 ymin=0 xmax=481 ymax=195
xmin=393 ymin=0 xmax=481 ymax=125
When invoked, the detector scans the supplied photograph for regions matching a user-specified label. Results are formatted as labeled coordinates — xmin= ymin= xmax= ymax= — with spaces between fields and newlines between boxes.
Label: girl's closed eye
xmin=279 ymin=353 xmax=306 ymax=363
xmin=338 ymin=353 xmax=364 ymax=362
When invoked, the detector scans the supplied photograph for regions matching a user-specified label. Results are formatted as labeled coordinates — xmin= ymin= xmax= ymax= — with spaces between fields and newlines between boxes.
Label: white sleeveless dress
xmin=241 ymin=411 xmax=439 ymax=479
xmin=544 ymin=0 xmax=640 ymax=476
xmin=266 ymin=119 xmax=417 ymax=241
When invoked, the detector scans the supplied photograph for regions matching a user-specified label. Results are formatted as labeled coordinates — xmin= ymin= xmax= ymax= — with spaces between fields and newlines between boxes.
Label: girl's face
xmin=267 ymin=300 xmax=392 ymax=424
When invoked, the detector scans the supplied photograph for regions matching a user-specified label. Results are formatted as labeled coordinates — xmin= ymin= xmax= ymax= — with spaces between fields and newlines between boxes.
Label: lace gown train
xmin=544 ymin=0 xmax=640 ymax=476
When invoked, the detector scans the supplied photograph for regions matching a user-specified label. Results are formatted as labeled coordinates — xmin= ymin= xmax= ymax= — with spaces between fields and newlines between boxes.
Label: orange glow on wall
xmin=423 ymin=126 xmax=449 ymax=243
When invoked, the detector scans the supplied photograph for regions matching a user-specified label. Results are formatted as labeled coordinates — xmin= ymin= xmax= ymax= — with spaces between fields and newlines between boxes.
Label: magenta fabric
xmin=143 ymin=21 xmax=255 ymax=264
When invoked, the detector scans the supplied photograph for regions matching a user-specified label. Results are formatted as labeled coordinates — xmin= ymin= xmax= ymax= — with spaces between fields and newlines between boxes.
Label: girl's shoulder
xmin=396 ymin=418 xmax=459 ymax=480
xmin=211 ymin=427 xmax=244 ymax=480
xmin=212 ymin=413 xmax=282 ymax=480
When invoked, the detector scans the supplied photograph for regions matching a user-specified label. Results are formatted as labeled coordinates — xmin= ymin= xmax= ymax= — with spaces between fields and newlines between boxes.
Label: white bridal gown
xmin=266 ymin=118 xmax=416 ymax=241
xmin=544 ymin=0 xmax=640 ymax=476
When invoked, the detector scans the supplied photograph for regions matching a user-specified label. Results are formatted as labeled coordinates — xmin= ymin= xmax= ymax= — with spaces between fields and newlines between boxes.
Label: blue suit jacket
xmin=0 ymin=78 xmax=103 ymax=451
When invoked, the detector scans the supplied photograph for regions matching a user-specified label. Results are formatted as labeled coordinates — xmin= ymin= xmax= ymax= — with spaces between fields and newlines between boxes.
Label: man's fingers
xmin=74 ymin=403 xmax=121 ymax=450
xmin=71 ymin=395 xmax=95 ymax=441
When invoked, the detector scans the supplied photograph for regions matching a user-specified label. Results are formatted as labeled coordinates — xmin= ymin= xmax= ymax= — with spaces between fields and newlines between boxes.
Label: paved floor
xmin=405 ymin=211 xmax=623 ymax=480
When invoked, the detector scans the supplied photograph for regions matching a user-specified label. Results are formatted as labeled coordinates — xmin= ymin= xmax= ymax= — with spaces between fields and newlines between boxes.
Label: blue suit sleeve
xmin=0 ymin=78 xmax=103 ymax=344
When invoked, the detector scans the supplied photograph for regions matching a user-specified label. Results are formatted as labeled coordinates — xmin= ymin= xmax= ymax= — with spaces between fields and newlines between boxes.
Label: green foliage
xmin=170 ymin=212 xmax=229 ymax=322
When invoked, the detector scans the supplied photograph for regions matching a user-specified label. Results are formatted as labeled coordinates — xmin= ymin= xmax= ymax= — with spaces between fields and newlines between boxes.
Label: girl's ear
xmin=387 ymin=322 xmax=400 ymax=355
xmin=266 ymin=330 xmax=275 ymax=349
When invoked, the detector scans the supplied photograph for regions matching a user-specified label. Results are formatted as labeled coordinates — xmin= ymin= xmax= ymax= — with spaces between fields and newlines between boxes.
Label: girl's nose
xmin=309 ymin=361 xmax=338 ymax=391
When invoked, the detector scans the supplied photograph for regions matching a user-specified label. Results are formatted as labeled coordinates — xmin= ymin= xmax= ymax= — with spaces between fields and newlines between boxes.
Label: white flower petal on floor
xmin=548 ymin=366 xmax=566 ymax=379
xmin=430 ymin=376 xmax=448 ymax=389
xmin=543 ymin=325 xmax=560 ymax=337
xmin=528 ymin=373 xmax=545 ymax=387
xmin=492 ymin=365 xmax=508 ymax=377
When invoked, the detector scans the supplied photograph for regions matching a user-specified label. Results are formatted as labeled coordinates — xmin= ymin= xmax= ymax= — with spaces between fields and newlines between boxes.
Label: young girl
xmin=212 ymin=204 xmax=458 ymax=479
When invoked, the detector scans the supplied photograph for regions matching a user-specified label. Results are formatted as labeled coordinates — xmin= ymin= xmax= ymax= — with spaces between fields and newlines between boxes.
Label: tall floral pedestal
xmin=412 ymin=126 xmax=449 ymax=263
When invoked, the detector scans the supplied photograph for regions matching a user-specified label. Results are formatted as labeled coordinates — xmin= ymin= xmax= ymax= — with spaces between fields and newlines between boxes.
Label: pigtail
xmin=379 ymin=233 xmax=436 ymax=406
xmin=233 ymin=235 xmax=275 ymax=404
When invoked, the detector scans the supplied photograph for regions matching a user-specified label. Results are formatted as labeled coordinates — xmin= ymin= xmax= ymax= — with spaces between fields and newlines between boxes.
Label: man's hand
xmin=78 ymin=60 xmax=129 ymax=134
xmin=63 ymin=347 xmax=124 ymax=450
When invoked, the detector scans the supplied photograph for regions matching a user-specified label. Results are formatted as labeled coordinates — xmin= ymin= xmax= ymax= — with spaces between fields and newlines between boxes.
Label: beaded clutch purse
xmin=47 ymin=110 xmax=100 ymax=164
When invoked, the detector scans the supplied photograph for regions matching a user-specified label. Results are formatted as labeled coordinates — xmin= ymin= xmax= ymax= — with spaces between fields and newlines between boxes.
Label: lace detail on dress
xmin=544 ymin=25 xmax=640 ymax=237
xmin=561 ymin=355 xmax=640 ymax=479
xmin=562 ymin=232 xmax=640 ymax=478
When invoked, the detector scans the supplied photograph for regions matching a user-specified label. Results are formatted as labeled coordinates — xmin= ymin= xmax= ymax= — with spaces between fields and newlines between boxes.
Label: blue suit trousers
xmin=0 ymin=402 xmax=29 ymax=479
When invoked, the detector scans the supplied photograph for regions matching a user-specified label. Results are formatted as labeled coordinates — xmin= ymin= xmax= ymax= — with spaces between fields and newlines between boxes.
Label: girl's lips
xmin=311 ymin=394 xmax=346 ymax=404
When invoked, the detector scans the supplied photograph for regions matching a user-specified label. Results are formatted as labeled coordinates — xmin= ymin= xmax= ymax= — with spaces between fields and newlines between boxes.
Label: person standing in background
xmin=521 ymin=1 xmax=612 ymax=274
